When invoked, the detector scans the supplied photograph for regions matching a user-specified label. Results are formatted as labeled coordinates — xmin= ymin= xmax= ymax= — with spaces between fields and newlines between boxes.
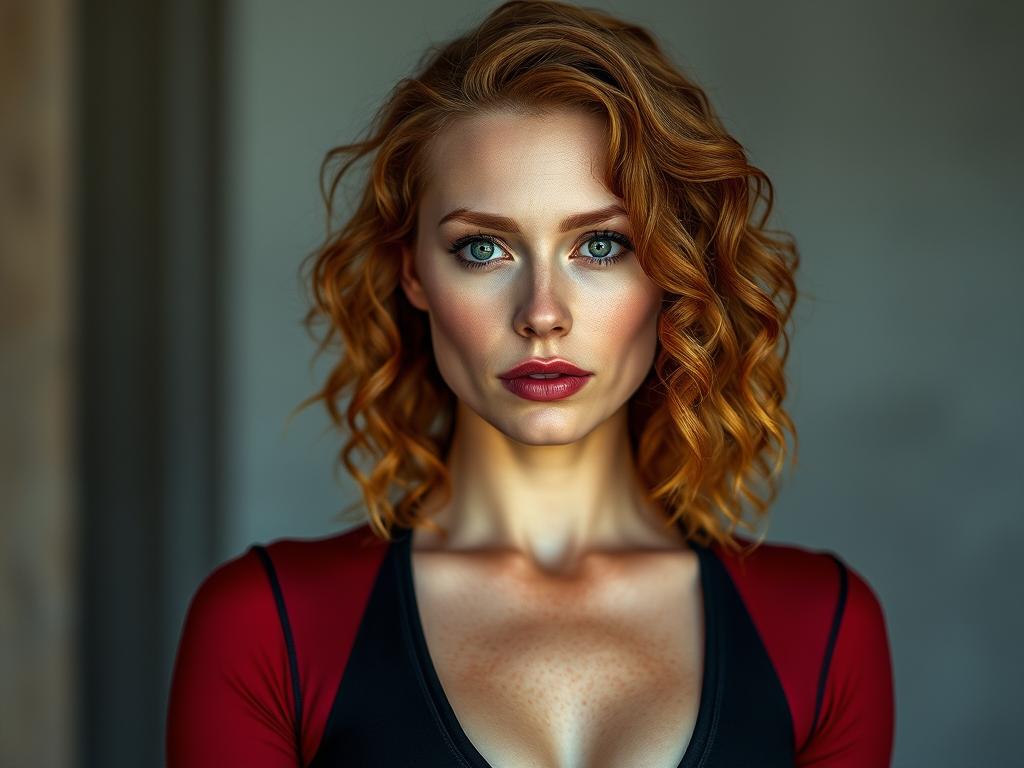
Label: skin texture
xmin=399 ymin=108 xmax=705 ymax=768
xmin=400 ymin=106 xmax=684 ymax=567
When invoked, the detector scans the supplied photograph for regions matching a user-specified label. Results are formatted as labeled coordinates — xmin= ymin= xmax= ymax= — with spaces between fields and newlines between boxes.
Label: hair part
xmin=296 ymin=0 xmax=801 ymax=554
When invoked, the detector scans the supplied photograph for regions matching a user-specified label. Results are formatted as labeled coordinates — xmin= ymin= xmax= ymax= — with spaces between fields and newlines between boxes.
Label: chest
xmin=410 ymin=551 xmax=705 ymax=768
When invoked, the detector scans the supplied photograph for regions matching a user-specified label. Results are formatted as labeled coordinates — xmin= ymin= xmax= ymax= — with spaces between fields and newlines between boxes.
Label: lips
xmin=497 ymin=358 xmax=593 ymax=379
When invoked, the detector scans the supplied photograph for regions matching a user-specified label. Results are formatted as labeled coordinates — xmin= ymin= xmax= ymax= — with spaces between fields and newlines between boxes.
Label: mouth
xmin=497 ymin=357 xmax=593 ymax=379
xmin=497 ymin=372 xmax=593 ymax=403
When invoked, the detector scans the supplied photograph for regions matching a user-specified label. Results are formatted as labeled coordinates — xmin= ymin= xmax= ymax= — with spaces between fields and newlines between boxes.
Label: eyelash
xmin=446 ymin=230 xmax=635 ymax=271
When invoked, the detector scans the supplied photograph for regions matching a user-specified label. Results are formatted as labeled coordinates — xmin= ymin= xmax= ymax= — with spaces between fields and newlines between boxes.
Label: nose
xmin=511 ymin=264 xmax=573 ymax=339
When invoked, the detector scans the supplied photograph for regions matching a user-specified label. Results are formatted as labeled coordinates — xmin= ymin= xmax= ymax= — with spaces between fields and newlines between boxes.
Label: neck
xmin=412 ymin=400 xmax=687 ymax=573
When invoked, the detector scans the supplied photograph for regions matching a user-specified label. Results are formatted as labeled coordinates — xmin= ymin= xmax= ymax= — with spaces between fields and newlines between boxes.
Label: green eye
xmin=446 ymin=229 xmax=634 ymax=271
xmin=447 ymin=234 xmax=507 ymax=270
xmin=468 ymin=240 xmax=496 ymax=261
xmin=582 ymin=237 xmax=614 ymax=258
xmin=577 ymin=230 xmax=634 ymax=266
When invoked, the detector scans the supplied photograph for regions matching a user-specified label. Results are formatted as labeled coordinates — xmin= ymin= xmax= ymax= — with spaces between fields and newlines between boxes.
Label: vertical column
xmin=0 ymin=1 xmax=75 ymax=766
xmin=76 ymin=1 xmax=224 ymax=765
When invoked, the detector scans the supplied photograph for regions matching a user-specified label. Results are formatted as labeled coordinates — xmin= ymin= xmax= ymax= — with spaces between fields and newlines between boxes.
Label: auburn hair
xmin=296 ymin=0 xmax=801 ymax=553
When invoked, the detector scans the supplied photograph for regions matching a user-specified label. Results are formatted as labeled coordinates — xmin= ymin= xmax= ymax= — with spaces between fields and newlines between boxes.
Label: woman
xmin=167 ymin=1 xmax=895 ymax=766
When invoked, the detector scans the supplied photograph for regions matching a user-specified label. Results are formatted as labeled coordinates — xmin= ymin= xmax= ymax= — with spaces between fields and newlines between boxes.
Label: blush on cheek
xmin=590 ymin=288 xmax=661 ymax=392
xmin=427 ymin=286 xmax=502 ymax=389
xmin=590 ymin=287 xmax=661 ymax=343
xmin=622 ymin=289 xmax=662 ymax=330
xmin=432 ymin=285 xmax=496 ymax=339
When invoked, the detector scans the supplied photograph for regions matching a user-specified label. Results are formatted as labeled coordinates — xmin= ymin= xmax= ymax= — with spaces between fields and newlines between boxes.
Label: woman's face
xmin=401 ymin=107 xmax=665 ymax=445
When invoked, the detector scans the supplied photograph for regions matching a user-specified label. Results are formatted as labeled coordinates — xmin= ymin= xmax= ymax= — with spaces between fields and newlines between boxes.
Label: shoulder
xmin=709 ymin=534 xmax=886 ymax=629
xmin=255 ymin=522 xmax=392 ymax=635
xmin=711 ymin=535 xmax=841 ymax=589
xmin=168 ymin=522 xmax=393 ymax=765
xmin=183 ymin=522 xmax=388 ymax=629
xmin=709 ymin=535 xmax=893 ymax=759
xmin=173 ymin=540 xmax=276 ymax=657
xmin=180 ymin=522 xmax=393 ymax=676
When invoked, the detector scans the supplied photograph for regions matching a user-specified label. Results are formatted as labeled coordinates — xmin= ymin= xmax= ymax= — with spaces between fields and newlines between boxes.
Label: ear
xmin=399 ymin=242 xmax=430 ymax=311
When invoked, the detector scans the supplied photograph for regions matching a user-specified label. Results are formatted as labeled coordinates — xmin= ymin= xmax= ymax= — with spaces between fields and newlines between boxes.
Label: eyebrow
xmin=437 ymin=203 xmax=628 ymax=233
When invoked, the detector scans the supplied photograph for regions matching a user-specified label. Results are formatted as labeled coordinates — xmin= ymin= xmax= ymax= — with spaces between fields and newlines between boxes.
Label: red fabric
xmin=713 ymin=536 xmax=895 ymax=766
xmin=165 ymin=525 xmax=387 ymax=768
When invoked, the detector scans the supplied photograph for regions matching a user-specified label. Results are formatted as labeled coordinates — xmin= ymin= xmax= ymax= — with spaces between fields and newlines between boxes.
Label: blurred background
xmin=2 ymin=0 xmax=1022 ymax=766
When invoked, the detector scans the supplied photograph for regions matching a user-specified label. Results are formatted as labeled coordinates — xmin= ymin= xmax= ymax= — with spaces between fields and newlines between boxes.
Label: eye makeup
xmin=446 ymin=229 xmax=635 ymax=271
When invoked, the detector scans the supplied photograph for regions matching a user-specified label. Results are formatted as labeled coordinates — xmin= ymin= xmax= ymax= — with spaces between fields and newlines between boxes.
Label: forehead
xmin=421 ymin=107 xmax=616 ymax=213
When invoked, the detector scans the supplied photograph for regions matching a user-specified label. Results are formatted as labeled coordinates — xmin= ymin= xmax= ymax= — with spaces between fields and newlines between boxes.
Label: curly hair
xmin=296 ymin=0 xmax=801 ymax=553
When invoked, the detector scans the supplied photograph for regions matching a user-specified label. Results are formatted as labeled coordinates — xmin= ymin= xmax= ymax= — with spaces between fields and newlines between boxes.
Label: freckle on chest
xmin=411 ymin=550 xmax=704 ymax=767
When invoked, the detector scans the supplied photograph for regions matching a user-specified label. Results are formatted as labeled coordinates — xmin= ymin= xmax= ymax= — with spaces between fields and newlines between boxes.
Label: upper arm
xmin=166 ymin=548 xmax=300 ymax=768
xmin=797 ymin=558 xmax=896 ymax=767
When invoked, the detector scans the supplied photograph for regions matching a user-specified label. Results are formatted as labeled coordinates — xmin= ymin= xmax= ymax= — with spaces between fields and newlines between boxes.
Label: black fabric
xmin=693 ymin=547 xmax=795 ymax=766
xmin=307 ymin=529 xmax=796 ymax=767
xmin=308 ymin=531 xmax=460 ymax=767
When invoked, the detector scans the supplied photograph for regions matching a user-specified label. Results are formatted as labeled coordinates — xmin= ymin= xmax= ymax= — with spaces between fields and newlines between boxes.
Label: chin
xmin=492 ymin=409 xmax=601 ymax=446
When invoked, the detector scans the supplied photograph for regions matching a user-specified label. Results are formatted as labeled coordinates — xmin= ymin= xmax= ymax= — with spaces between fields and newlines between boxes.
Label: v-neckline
xmin=394 ymin=526 xmax=723 ymax=768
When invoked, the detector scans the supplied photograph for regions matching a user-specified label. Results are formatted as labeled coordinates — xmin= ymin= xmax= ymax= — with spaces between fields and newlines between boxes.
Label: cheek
xmin=426 ymin=279 xmax=505 ymax=364
xmin=589 ymin=283 xmax=662 ymax=351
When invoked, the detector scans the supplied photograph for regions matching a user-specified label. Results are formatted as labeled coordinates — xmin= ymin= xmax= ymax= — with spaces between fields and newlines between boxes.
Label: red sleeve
xmin=713 ymin=537 xmax=896 ymax=767
xmin=166 ymin=525 xmax=389 ymax=765
xmin=166 ymin=548 xmax=300 ymax=768
xmin=796 ymin=558 xmax=896 ymax=767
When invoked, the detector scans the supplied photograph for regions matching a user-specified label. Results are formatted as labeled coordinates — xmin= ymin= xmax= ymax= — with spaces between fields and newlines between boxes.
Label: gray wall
xmin=219 ymin=0 xmax=491 ymax=551
xmin=217 ymin=1 xmax=1023 ymax=766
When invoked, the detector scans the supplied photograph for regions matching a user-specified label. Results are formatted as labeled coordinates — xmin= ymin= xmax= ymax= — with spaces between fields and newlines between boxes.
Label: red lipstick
xmin=497 ymin=358 xmax=594 ymax=402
